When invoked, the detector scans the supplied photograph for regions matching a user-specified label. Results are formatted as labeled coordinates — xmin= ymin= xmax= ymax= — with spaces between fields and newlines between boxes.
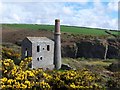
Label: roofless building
xmin=21 ymin=19 xmax=61 ymax=70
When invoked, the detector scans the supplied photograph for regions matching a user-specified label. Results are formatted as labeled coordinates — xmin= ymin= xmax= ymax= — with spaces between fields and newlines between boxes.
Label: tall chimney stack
xmin=54 ymin=19 xmax=61 ymax=69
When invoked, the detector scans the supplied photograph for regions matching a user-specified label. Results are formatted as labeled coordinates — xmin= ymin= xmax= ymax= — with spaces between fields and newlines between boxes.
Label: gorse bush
xmin=0 ymin=57 xmax=105 ymax=90
xmin=0 ymin=46 xmax=120 ymax=90
xmin=2 ymin=47 xmax=21 ymax=65
xmin=2 ymin=47 xmax=20 ymax=59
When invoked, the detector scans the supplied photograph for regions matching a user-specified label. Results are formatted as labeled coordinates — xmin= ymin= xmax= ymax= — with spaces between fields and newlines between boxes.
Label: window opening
xmin=37 ymin=46 xmax=40 ymax=52
xmin=37 ymin=57 xmax=39 ymax=61
xmin=47 ymin=45 xmax=50 ymax=51
xmin=25 ymin=48 xmax=28 ymax=57
xmin=40 ymin=57 xmax=42 ymax=60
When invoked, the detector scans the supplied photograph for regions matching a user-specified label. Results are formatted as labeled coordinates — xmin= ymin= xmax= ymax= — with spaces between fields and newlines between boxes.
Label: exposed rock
xmin=61 ymin=38 xmax=120 ymax=59
xmin=61 ymin=43 xmax=77 ymax=58
xmin=76 ymin=41 xmax=105 ymax=59
xmin=61 ymin=63 xmax=75 ymax=70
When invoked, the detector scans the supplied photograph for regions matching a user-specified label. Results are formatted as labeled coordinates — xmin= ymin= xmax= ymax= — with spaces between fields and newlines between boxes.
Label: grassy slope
xmin=62 ymin=58 xmax=118 ymax=71
xmin=2 ymin=24 xmax=119 ymax=36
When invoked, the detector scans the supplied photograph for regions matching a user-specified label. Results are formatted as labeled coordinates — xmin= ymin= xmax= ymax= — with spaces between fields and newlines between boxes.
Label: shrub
xmin=106 ymin=72 xmax=120 ymax=89
xmin=0 ymin=58 xmax=104 ymax=89
xmin=2 ymin=47 xmax=21 ymax=65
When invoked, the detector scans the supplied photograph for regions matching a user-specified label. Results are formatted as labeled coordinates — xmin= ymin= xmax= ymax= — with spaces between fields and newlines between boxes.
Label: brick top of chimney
xmin=55 ymin=19 xmax=60 ymax=34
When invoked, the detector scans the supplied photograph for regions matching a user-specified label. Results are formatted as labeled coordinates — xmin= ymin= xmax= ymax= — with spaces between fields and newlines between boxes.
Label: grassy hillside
xmin=2 ymin=24 xmax=119 ymax=36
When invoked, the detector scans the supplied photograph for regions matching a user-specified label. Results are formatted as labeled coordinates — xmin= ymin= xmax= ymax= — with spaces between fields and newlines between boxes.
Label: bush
xmin=106 ymin=72 xmax=120 ymax=89
xmin=0 ymin=58 xmax=104 ymax=89
xmin=2 ymin=47 xmax=21 ymax=65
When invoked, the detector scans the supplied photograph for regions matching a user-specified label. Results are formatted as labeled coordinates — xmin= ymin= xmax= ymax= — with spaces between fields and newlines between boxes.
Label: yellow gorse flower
xmin=40 ymin=80 xmax=51 ymax=89
xmin=25 ymin=80 xmax=31 ymax=87
xmin=1 ymin=85 xmax=6 ymax=88
xmin=4 ymin=70 xmax=7 ymax=73
xmin=4 ymin=62 xmax=10 ymax=66
xmin=21 ymin=83 xmax=27 ymax=89
xmin=1 ymin=77 xmax=7 ymax=82
xmin=0 ymin=57 xmax=103 ymax=89
xmin=7 ymin=79 xmax=13 ymax=84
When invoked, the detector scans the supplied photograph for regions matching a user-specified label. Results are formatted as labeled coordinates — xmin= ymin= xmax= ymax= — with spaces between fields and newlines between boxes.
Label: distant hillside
xmin=2 ymin=24 xmax=119 ymax=36
xmin=2 ymin=24 xmax=120 ymax=60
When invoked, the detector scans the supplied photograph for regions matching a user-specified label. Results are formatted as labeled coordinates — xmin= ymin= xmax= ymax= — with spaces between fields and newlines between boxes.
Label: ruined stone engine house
xmin=21 ymin=19 xmax=61 ymax=70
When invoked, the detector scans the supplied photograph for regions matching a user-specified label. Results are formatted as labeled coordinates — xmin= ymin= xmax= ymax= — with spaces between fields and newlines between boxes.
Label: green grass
xmin=2 ymin=24 xmax=119 ymax=36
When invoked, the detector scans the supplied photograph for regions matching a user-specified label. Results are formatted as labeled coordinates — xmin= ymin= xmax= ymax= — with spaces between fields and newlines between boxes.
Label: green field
xmin=2 ymin=24 xmax=119 ymax=36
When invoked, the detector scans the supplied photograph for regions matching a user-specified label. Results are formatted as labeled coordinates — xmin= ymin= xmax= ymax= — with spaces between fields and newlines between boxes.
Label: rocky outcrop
xmin=76 ymin=41 xmax=105 ymax=59
xmin=61 ymin=43 xmax=78 ymax=58
xmin=61 ymin=64 xmax=75 ymax=70
xmin=61 ymin=38 xmax=120 ymax=59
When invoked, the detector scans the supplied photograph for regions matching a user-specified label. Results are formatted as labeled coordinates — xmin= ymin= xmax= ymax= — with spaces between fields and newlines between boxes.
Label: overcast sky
xmin=0 ymin=0 xmax=119 ymax=30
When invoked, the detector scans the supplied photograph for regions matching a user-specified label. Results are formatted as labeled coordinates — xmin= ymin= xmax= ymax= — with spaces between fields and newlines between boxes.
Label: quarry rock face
xmin=107 ymin=45 xmax=119 ymax=59
xmin=61 ymin=38 xmax=120 ymax=59
xmin=61 ymin=43 xmax=78 ymax=58
xmin=76 ymin=41 xmax=105 ymax=59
